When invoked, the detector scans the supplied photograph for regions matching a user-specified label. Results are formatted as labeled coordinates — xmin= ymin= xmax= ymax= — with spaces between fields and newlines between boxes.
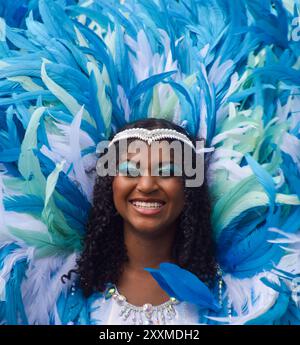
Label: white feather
xmin=0 ymin=247 xmax=34 ymax=301
xmin=69 ymin=106 xmax=93 ymax=198
xmin=208 ymin=57 xmax=234 ymax=88
xmin=0 ymin=174 xmax=7 ymax=231
xmin=117 ymin=85 xmax=130 ymax=121
xmin=125 ymin=31 xmax=152 ymax=82
xmin=209 ymin=159 xmax=252 ymax=181
xmin=280 ymin=132 xmax=300 ymax=170
xmin=211 ymin=125 xmax=257 ymax=146
xmin=21 ymin=252 xmax=78 ymax=324
xmin=208 ymin=272 xmax=280 ymax=324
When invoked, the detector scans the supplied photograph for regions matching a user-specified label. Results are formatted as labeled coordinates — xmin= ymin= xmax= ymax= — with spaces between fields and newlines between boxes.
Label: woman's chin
xmin=129 ymin=221 xmax=166 ymax=236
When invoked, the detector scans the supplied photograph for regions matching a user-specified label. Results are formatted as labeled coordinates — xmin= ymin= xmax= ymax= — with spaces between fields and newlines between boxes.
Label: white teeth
xmin=131 ymin=201 xmax=163 ymax=209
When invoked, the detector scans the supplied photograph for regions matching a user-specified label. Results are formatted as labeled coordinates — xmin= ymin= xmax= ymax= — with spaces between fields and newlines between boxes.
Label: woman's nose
xmin=136 ymin=174 xmax=159 ymax=193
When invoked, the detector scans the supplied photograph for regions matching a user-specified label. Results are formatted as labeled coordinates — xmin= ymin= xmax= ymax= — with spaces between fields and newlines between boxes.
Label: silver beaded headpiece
xmin=108 ymin=128 xmax=195 ymax=150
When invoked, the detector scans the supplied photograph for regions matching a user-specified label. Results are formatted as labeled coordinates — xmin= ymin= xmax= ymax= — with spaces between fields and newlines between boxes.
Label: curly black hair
xmin=62 ymin=118 xmax=218 ymax=297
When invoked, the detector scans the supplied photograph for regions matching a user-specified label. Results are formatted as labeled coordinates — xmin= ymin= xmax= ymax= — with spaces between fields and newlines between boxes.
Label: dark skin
xmin=112 ymin=140 xmax=185 ymax=306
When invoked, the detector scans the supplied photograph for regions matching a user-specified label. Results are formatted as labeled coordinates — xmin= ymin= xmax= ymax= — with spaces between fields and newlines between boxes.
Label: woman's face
xmin=112 ymin=140 xmax=185 ymax=236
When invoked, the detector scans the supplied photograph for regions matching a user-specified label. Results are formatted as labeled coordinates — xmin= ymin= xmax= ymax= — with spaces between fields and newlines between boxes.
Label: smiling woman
xmin=61 ymin=118 xmax=219 ymax=325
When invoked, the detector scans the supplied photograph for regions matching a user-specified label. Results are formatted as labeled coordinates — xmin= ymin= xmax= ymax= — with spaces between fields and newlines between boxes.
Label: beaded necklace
xmin=104 ymin=283 xmax=180 ymax=325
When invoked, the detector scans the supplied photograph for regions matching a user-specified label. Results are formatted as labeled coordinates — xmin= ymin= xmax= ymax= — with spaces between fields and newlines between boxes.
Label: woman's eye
xmin=118 ymin=162 xmax=141 ymax=177
xmin=158 ymin=164 xmax=181 ymax=177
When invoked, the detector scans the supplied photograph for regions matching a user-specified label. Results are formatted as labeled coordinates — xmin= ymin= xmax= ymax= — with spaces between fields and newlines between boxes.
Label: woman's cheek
xmin=112 ymin=177 xmax=134 ymax=212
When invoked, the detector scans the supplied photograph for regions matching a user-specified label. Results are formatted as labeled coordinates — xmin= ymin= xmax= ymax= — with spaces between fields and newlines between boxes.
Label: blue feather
xmin=47 ymin=110 xmax=99 ymax=143
xmin=245 ymin=153 xmax=276 ymax=213
xmin=4 ymin=195 xmax=43 ymax=216
xmin=38 ymin=0 xmax=75 ymax=41
xmin=0 ymin=148 xmax=20 ymax=162
xmin=6 ymin=26 xmax=39 ymax=52
xmin=58 ymin=287 xmax=85 ymax=325
xmin=129 ymin=71 xmax=177 ymax=107
xmin=88 ymin=70 xmax=108 ymax=140
xmin=5 ymin=259 xmax=28 ymax=325
xmin=164 ymin=80 xmax=196 ymax=122
xmin=144 ymin=262 xmax=220 ymax=311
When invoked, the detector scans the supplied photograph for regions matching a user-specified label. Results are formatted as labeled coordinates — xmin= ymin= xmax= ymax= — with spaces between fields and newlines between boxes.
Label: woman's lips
xmin=129 ymin=201 xmax=165 ymax=215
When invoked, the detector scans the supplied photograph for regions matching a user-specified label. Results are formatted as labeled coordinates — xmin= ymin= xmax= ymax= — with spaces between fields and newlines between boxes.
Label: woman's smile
xmin=129 ymin=199 xmax=166 ymax=216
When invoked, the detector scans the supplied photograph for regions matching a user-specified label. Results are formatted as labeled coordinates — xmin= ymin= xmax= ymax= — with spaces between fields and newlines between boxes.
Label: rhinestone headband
xmin=108 ymin=128 xmax=195 ymax=150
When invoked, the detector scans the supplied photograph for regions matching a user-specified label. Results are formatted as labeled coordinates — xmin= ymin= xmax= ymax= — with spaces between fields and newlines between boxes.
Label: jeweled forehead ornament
xmin=108 ymin=128 xmax=196 ymax=151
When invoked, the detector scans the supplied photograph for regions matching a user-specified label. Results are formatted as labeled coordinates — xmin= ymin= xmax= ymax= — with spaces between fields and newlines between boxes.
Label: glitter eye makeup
xmin=156 ymin=163 xmax=182 ymax=177
xmin=117 ymin=161 xmax=141 ymax=177
xmin=130 ymin=162 xmax=181 ymax=177
xmin=117 ymin=161 xmax=182 ymax=177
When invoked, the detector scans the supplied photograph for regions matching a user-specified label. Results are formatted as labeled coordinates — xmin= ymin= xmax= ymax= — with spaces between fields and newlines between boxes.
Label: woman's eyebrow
xmin=119 ymin=153 xmax=141 ymax=161
xmin=119 ymin=158 xmax=139 ymax=163
xmin=152 ymin=161 xmax=176 ymax=169
xmin=158 ymin=160 xmax=175 ymax=164
xmin=118 ymin=157 xmax=176 ymax=165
